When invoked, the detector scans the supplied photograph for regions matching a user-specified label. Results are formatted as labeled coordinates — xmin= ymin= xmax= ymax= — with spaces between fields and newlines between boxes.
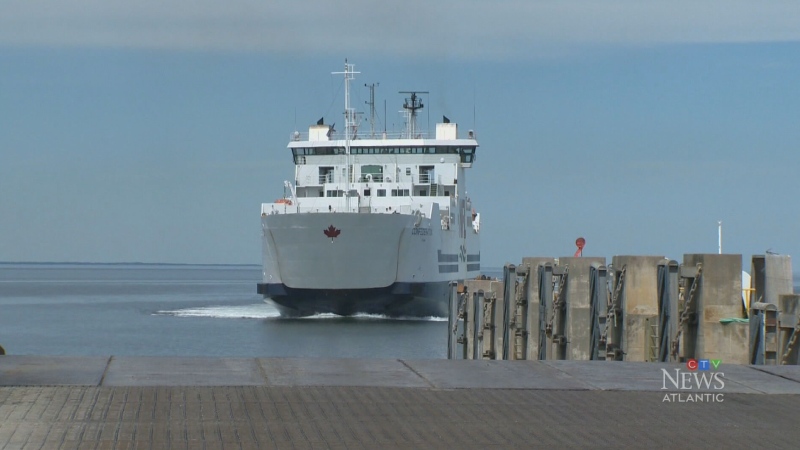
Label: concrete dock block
xmin=521 ymin=258 xmax=556 ymax=360
xmin=558 ymin=257 xmax=605 ymax=360
xmin=611 ymin=256 xmax=663 ymax=316
xmin=751 ymin=254 xmax=793 ymax=306
xmin=683 ymin=254 xmax=745 ymax=362
xmin=701 ymin=322 xmax=749 ymax=364
xmin=624 ymin=315 xmax=653 ymax=362
xmin=463 ymin=279 xmax=503 ymax=360
xmin=612 ymin=256 xmax=664 ymax=362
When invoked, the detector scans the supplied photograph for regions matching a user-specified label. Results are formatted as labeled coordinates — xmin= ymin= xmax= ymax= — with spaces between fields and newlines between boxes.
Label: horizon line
xmin=0 ymin=261 xmax=261 ymax=267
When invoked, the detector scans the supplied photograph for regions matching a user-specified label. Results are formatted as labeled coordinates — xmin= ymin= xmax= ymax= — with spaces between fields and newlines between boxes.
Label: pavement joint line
xmin=749 ymin=365 xmax=800 ymax=384
xmin=539 ymin=360 xmax=603 ymax=391
xmin=724 ymin=368 xmax=769 ymax=394
xmin=397 ymin=359 xmax=436 ymax=388
xmin=2 ymin=356 xmax=798 ymax=393
xmin=256 ymin=358 xmax=271 ymax=385
xmin=98 ymin=355 xmax=113 ymax=387
xmin=717 ymin=365 xmax=800 ymax=394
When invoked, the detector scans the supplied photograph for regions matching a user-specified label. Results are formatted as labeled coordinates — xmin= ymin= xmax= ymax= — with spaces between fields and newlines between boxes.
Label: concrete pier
xmin=752 ymin=254 xmax=793 ymax=306
xmin=559 ymin=257 xmax=605 ymax=361
xmin=1 ymin=356 xmax=800 ymax=449
xmin=681 ymin=254 xmax=748 ymax=364
xmin=610 ymin=255 xmax=662 ymax=362
xmin=521 ymin=257 xmax=556 ymax=360
xmin=452 ymin=253 xmax=798 ymax=366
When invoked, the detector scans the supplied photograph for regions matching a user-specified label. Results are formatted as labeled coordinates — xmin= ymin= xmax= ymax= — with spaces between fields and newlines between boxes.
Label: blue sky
xmin=1 ymin=1 xmax=799 ymax=268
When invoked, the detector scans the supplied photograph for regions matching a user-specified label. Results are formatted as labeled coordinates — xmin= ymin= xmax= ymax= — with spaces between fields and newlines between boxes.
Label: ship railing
xmin=264 ymin=204 xmax=416 ymax=215
xmin=358 ymin=174 xmax=384 ymax=182
xmin=291 ymin=130 xmax=431 ymax=141
xmin=261 ymin=203 xmax=298 ymax=215
xmin=265 ymin=198 xmax=453 ymax=216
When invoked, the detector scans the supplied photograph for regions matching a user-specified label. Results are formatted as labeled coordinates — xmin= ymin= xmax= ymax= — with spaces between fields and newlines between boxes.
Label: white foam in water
xmin=156 ymin=305 xmax=446 ymax=321
xmin=300 ymin=312 xmax=447 ymax=322
xmin=156 ymin=304 xmax=281 ymax=319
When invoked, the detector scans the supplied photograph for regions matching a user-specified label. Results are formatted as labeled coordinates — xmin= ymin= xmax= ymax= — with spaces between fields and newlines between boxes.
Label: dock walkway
xmin=1 ymin=356 xmax=799 ymax=449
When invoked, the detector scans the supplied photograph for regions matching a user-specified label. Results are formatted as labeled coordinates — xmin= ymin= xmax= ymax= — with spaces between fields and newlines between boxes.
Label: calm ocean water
xmin=0 ymin=263 xmax=451 ymax=358
xmin=1 ymin=264 xmax=796 ymax=359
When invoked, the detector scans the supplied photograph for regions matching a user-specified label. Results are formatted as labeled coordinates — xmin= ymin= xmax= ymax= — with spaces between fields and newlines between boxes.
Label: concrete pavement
xmin=1 ymin=357 xmax=799 ymax=448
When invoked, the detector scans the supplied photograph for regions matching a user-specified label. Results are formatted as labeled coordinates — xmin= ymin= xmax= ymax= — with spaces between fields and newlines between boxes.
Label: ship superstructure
xmin=258 ymin=61 xmax=481 ymax=316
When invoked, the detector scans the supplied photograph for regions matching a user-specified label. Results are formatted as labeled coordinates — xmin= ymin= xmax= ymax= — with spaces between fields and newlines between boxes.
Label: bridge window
xmin=319 ymin=167 xmax=334 ymax=184
xmin=460 ymin=147 xmax=476 ymax=163
xmin=360 ymin=165 xmax=383 ymax=182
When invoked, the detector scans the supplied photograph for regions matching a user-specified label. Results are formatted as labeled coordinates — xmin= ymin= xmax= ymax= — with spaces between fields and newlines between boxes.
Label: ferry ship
xmin=257 ymin=61 xmax=481 ymax=316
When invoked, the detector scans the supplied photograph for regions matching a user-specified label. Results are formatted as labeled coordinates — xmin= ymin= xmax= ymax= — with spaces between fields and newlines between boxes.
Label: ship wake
xmin=155 ymin=304 xmax=445 ymax=321
xmin=155 ymin=304 xmax=281 ymax=319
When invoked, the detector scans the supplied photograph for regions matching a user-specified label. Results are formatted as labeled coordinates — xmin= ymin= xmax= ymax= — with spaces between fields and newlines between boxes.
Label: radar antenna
xmin=399 ymin=91 xmax=428 ymax=139
xmin=365 ymin=82 xmax=379 ymax=138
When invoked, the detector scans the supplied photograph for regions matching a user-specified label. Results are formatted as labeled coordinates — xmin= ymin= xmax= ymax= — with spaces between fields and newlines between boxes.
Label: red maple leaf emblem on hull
xmin=323 ymin=225 xmax=341 ymax=241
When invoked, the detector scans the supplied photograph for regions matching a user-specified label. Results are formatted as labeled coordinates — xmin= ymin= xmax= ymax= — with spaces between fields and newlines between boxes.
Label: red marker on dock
xmin=574 ymin=237 xmax=585 ymax=257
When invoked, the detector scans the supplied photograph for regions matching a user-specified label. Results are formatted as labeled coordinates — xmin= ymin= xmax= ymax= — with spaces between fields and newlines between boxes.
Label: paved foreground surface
xmin=1 ymin=357 xmax=799 ymax=449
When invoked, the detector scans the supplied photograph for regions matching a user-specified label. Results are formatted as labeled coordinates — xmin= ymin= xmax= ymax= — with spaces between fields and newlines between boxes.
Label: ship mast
xmin=365 ymin=82 xmax=379 ymax=138
xmin=400 ymin=91 xmax=428 ymax=138
xmin=333 ymin=60 xmax=359 ymax=212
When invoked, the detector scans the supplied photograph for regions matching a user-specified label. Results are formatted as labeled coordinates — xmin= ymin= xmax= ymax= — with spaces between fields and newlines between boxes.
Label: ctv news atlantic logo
xmin=661 ymin=359 xmax=725 ymax=403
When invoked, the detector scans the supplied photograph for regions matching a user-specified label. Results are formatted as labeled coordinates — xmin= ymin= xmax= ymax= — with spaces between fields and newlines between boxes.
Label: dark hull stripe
xmin=437 ymin=250 xmax=459 ymax=263
xmin=438 ymin=264 xmax=459 ymax=273
xmin=257 ymin=282 xmax=449 ymax=317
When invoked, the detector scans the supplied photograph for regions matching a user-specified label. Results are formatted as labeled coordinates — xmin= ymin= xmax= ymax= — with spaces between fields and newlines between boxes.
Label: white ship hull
xmin=258 ymin=207 xmax=480 ymax=316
